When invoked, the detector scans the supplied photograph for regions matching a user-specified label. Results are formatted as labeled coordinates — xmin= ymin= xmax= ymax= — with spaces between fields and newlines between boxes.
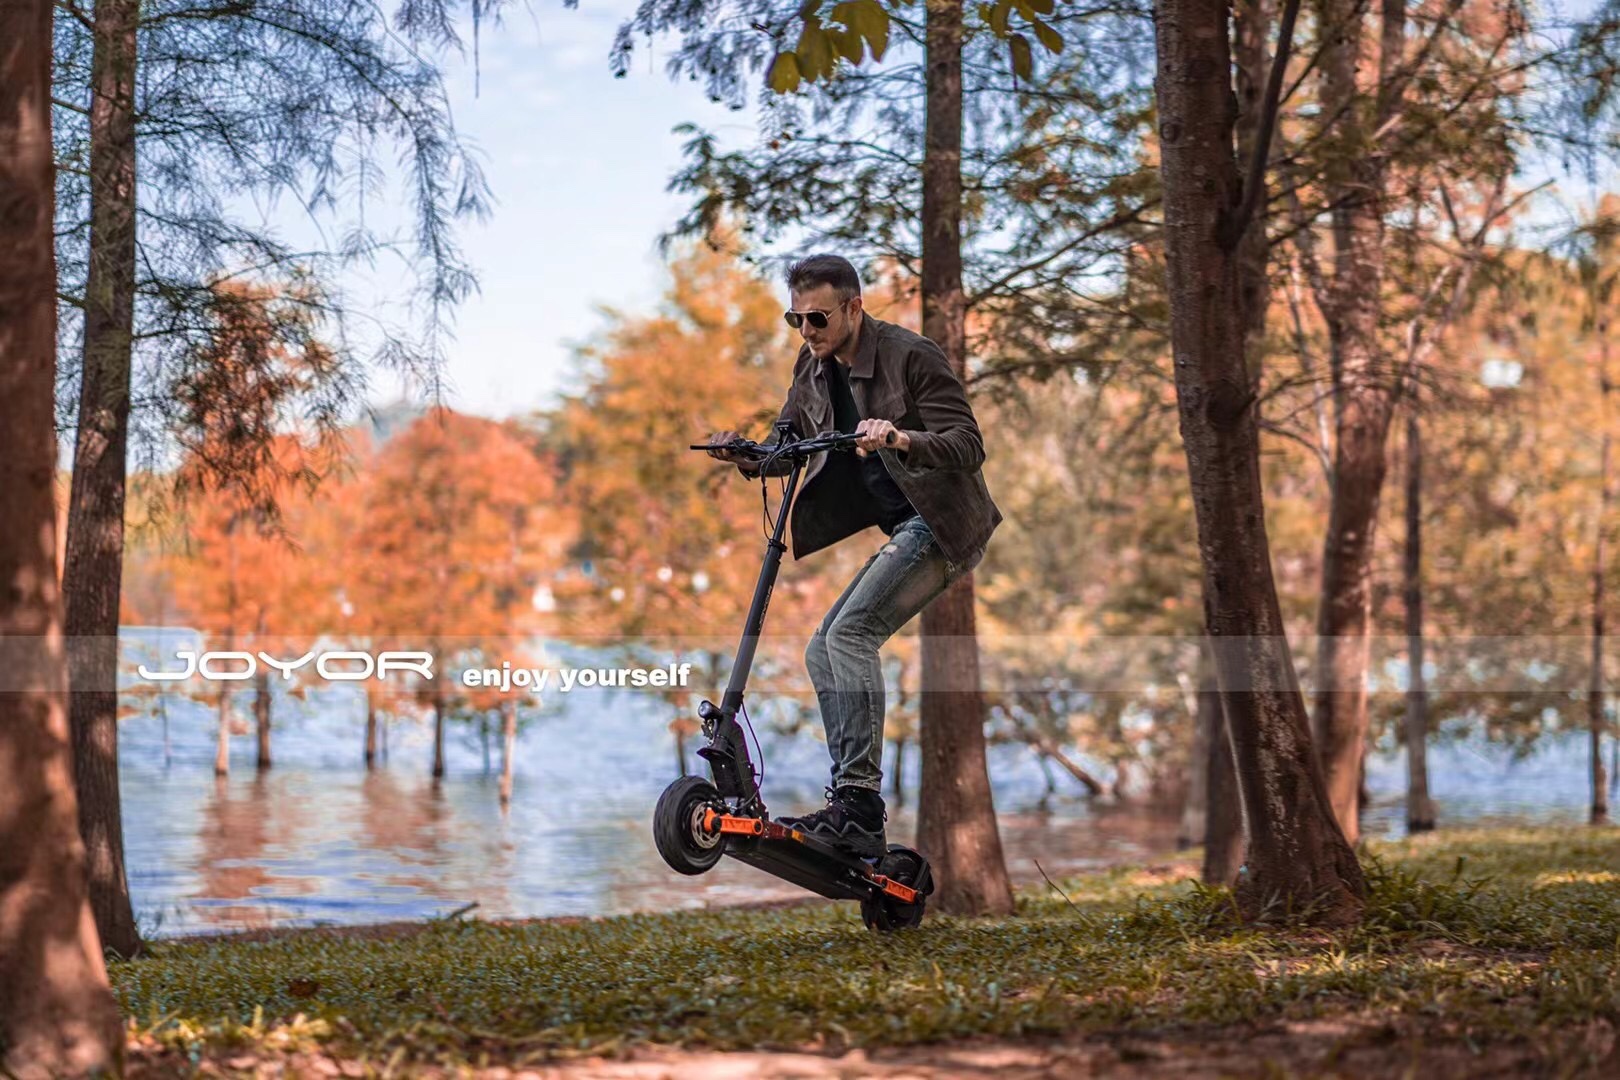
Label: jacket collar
xmin=814 ymin=311 xmax=881 ymax=382
xmin=847 ymin=311 xmax=880 ymax=379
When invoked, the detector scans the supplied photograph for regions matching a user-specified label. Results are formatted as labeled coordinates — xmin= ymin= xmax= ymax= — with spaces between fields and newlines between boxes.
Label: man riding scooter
xmin=707 ymin=254 xmax=1002 ymax=857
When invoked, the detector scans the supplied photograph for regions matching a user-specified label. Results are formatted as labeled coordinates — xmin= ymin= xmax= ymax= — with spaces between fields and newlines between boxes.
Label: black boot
xmin=778 ymin=786 xmax=887 ymax=857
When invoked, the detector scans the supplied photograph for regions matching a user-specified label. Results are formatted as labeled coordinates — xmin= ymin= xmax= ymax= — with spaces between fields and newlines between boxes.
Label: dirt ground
xmin=127 ymin=1013 xmax=1619 ymax=1078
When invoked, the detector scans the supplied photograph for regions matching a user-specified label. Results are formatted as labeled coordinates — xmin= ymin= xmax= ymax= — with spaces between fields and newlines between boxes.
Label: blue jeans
xmin=804 ymin=515 xmax=968 ymax=793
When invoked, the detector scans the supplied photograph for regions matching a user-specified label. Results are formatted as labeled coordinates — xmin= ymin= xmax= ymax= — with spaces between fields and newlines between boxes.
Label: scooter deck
xmin=700 ymin=811 xmax=921 ymax=905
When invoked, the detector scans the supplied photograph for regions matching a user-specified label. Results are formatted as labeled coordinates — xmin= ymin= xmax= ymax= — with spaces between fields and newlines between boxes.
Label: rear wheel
xmin=861 ymin=845 xmax=933 ymax=932
xmin=653 ymin=775 xmax=724 ymax=875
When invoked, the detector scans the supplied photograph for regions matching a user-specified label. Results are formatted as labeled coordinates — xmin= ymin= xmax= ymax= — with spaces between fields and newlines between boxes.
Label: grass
xmin=114 ymin=826 xmax=1620 ymax=1073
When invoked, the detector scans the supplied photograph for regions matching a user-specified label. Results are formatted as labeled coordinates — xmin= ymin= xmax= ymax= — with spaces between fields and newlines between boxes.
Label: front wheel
xmin=653 ymin=776 xmax=725 ymax=875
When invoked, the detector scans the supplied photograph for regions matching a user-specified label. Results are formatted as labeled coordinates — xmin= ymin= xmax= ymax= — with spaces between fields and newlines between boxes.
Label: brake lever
xmin=688 ymin=439 xmax=769 ymax=460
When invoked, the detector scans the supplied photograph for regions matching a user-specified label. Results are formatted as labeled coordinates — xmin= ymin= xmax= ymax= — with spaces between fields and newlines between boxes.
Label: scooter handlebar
xmin=689 ymin=430 xmax=885 ymax=461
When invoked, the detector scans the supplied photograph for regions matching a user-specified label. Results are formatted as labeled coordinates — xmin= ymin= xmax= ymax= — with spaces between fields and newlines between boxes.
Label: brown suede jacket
xmin=751 ymin=312 xmax=1002 ymax=570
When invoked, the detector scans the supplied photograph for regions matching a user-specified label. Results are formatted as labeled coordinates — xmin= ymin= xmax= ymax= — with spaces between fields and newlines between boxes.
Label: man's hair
xmin=786 ymin=254 xmax=862 ymax=300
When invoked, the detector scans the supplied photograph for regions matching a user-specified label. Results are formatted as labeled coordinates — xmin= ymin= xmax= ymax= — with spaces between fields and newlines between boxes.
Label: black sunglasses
xmin=783 ymin=299 xmax=849 ymax=330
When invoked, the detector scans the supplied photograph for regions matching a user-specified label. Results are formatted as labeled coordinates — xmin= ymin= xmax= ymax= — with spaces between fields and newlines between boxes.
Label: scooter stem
xmin=720 ymin=455 xmax=803 ymax=712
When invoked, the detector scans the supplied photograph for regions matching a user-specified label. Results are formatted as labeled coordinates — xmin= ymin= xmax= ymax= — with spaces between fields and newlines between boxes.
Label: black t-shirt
xmin=823 ymin=355 xmax=917 ymax=533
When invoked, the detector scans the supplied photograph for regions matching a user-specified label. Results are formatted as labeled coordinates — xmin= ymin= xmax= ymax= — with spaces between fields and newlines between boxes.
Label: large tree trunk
xmin=1152 ymin=0 xmax=1366 ymax=924
xmin=1404 ymin=407 xmax=1436 ymax=831
xmin=1592 ymin=333 xmax=1611 ymax=826
xmin=499 ymin=698 xmax=518 ymax=806
xmin=914 ymin=0 xmax=1014 ymax=917
xmin=62 ymin=0 xmax=142 ymax=963
xmin=1186 ymin=0 xmax=1271 ymax=882
xmin=0 ymin=2 xmax=123 ymax=1064
xmin=1309 ymin=0 xmax=1402 ymax=847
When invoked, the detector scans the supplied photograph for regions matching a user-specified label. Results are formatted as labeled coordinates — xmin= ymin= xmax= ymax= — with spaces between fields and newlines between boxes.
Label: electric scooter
xmin=651 ymin=422 xmax=935 ymax=932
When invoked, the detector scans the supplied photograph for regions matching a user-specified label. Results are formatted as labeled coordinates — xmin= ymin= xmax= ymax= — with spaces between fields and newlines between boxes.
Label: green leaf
xmin=796 ymin=20 xmax=835 ymax=82
xmin=832 ymin=27 xmax=864 ymax=63
xmin=849 ymin=0 xmax=890 ymax=61
xmin=988 ymin=0 xmax=1011 ymax=36
xmin=1032 ymin=18 xmax=1063 ymax=55
xmin=1009 ymin=33 xmax=1032 ymax=81
xmin=768 ymin=52 xmax=802 ymax=94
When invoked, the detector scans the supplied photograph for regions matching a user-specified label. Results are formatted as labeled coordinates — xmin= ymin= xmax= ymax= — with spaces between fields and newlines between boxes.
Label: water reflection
xmin=118 ymin=687 xmax=1605 ymax=937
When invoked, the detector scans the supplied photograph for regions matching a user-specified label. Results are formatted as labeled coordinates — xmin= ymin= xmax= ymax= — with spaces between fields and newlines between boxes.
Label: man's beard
xmin=829 ymin=321 xmax=857 ymax=359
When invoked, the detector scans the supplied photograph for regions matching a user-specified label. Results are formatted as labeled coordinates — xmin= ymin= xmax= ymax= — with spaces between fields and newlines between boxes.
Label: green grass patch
xmin=114 ymin=826 xmax=1620 ymax=1070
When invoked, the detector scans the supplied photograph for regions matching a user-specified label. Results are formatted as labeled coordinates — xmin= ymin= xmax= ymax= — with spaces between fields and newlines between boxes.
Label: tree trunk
xmin=1010 ymin=716 xmax=1105 ymax=797
xmin=1610 ymin=734 xmax=1617 ymax=798
xmin=216 ymin=531 xmax=239 ymax=777
xmin=914 ymin=0 xmax=1014 ymax=918
xmin=1592 ymin=333 xmax=1611 ymax=826
xmin=499 ymin=698 xmax=518 ymax=806
xmin=1177 ymin=673 xmax=1210 ymax=850
xmin=61 ymin=0 xmax=142 ymax=964
xmin=215 ymin=624 xmax=233 ymax=778
xmin=1309 ymin=0 xmax=1401 ymax=848
xmin=1404 ymin=407 xmax=1436 ymax=831
xmin=215 ymin=684 xmax=232 ymax=777
xmin=1201 ymin=661 xmax=1245 ymax=885
xmin=1231 ymin=0 xmax=1274 ymax=387
xmin=254 ymin=614 xmax=272 ymax=772
xmin=1151 ymin=0 xmax=1366 ymax=924
xmin=1190 ymin=0 xmax=1266 ymax=887
xmin=890 ymin=736 xmax=907 ymax=809
xmin=364 ymin=683 xmax=378 ymax=769
xmin=432 ymin=688 xmax=447 ymax=781
xmin=0 ymin=1 xmax=124 ymax=1061
xmin=253 ymin=670 xmax=271 ymax=770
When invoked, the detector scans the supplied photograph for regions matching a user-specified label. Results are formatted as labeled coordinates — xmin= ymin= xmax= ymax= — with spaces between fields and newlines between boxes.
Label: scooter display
xmin=651 ymin=423 xmax=935 ymax=932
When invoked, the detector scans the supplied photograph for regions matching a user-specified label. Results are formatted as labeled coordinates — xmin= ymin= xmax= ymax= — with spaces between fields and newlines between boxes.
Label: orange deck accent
xmin=869 ymin=874 xmax=919 ymax=904
xmin=700 ymin=810 xmax=777 ymax=837
xmin=697 ymin=809 xmax=921 ymax=903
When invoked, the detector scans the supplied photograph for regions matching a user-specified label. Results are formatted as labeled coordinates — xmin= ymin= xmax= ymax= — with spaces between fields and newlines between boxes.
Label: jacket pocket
xmin=865 ymin=386 xmax=908 ymax=425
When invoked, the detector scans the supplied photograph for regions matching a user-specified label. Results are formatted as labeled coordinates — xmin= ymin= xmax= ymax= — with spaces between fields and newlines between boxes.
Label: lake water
xmin=117 ymin=677 xmax=1610 ymax=937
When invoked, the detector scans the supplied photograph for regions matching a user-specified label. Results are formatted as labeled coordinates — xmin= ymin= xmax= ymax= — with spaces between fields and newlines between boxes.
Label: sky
xmin=301 ymin=1 xmax=759 ymax=421
xmin=240 ymin=0 xmax=1612 ymax=422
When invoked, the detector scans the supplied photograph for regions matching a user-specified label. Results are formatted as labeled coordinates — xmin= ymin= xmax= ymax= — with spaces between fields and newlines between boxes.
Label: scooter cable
xmin=740 ymin=698 xmax=764 ymax=793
